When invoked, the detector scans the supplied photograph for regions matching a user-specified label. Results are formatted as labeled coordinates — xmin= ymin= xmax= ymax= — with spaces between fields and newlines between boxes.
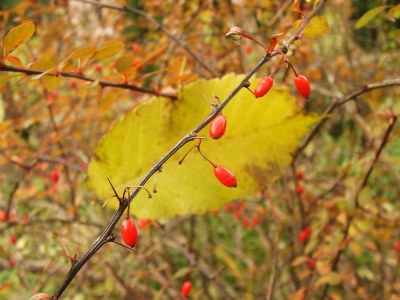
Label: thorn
xmin=107 ymin=177 xmax=122 ymax=202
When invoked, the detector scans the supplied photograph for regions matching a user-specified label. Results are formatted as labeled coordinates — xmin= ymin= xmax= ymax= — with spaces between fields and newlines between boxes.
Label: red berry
xmin=214 ymin=165 xmax=237 ymax=188
xmin=296 ymin=185 xmax=304 ymax=194
xmin=95 ymin=64 xmax=103 ymax=72
xmin=211 ymin=210 xmax=219 ymax=215
xmin=180 ymin=280 xmax=192 ymax=297
xmin=245 ymin=44 xmax=253 ymax=54
xmin=307 ymin=259 xmax=315 ymax=270
xmin=209 ymin=114 xmax=227 ymax=139
xmin=225 ymin=203 xmax=233 ymax=212
xmin=0 ymin=210 xmax=7 ymax=222
xmin=254 ymin=76 xmax=274 ymax=98
xmin=394 ymin=242 xmax=400 ymax=251
xmin=8 ymin=259 xmax=15 ymax=268
xmin=299 ymin=226 xmax=311 ymax=243
xmin=69 ymin=79 xmax=77 ymax=89
xmin=121 ymin=217 xmax=138 ymax=247
xmin=50 ymin=170 xmax=59 ymax=183
xmin=133 ymin=57 xmax=140 ymax=67
xmin=297 ymin=171 xmax=304 ymax=181
xmin=132 ymin=43 xmax=140 ymax=53
xmin=252 ymin=216 xmax=259 ymax=226
xmin=138 ymin=219 xmax=151 ymax=230
xmin=235 ymin=202 xmax=245 ymax=212
xmin=242 ymin=219 xmax=250 ymax=228
xmin=234 ymin=210 xmax=241 ymax=220
xmin=22 ymin=213 xmax=29 ymax=223
xmin=294 ymin=75 xmax=311 ymax=99
xmin=10 ymin=234 xmax=17 ymax=245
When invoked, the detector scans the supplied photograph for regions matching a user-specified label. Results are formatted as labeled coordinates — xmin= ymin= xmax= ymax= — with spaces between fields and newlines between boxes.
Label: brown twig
xmin=294 ymin=78 xmax=400 ymax=160
xmin=68 ymin=0 xmax=219 ymax=77
xmin=0 ymin=64 xmax=176 ymax=99
xmin=319 ymin=113 xmax=398 ymax=299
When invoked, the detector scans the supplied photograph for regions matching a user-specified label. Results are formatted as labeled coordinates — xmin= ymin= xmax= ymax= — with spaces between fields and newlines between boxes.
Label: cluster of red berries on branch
xmin=226 ymin=26 xmax=311 ymax=100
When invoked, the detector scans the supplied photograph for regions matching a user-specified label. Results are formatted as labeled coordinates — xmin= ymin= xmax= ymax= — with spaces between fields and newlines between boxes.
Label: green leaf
xmin=355 ymin=6 xmax=391 ymax=29
xmin=3 ymin=21 xmax=35 ymax=56
xmin=87 ymin=74 xmax=319 ymax=219
xmin=302 ymin=16 xmax=329 ymax=39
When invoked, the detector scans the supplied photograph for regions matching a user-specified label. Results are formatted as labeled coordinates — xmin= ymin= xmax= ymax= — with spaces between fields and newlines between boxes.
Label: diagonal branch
xmin=50 ymin=1 xmax=329 ymax=298
xmin=294 ymin=78 xmax=400 ymax=160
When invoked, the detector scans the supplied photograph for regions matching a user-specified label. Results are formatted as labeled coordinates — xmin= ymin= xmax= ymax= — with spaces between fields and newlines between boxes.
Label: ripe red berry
xmin=299 ymin=226 xmax=311 ymax=243
xmin=254 ymin=76 xmax=274 ymax=98
xmin=180 ymin=280 xmax=192 ymax=297
xmin=10 ymin=234 xmax=17 ymax=245
xmin=307 ymin=258 xmax=315 ymax=270
xmin=50 ymin=170 xmax=59 ymax=183
xmin=138 ymin=219 xmax=151 ymax=230
xmin=214 ymin=165 xmax=237 ymax=188
xmin=94 ymin=64 xmax=103 ymax=72
xmin=394 ymin=242 xmax=400 ymax=252
xmin=8 ymin=259 xmax=15 ymax=268
xmin=69 ymin=79 xmax=77 ymax=89
xmin=121 ymin=217 xmax=138 ymax=247
xmin=252 ymin=215 xmax=259 ymax=226
xmin=234 ymin=210 xmax=241 ymax=220
xmin=211 ymin=210 xmax=219 ymax=215
xmin=209 ymin=114 xmax=227 ymax=139
xmin=225 ymin=203 xmax=233 ymax=212
xmin=297 ymin=170 xmax=304 ymax=181
xmin=294 ymin=75 xmax=311 ymax=99
xmin=245 ymin=44 xmax=253 ymax=54
xmin=242 ymin=219 xmax=250 ymax=228
xmin=296 ymin=185 xmax=304 ymax=194
xmin=22 ymin=213 xmax=29 ymax=223
xmin=0 ymin=210 xmax=7 ymax=222
xmin=133 ymin=57 xmax=140 ymax=67
xmin=132 ymin=43 xmax=140 ymax=53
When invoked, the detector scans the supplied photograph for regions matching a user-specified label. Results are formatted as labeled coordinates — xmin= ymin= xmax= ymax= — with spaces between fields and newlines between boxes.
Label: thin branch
xmin=319 ymin=114 xmax=397 ymax=299
xmin=0 ymin=64 xmax=176 ymax=99
xmin=294 ymin=78 xmax=400 ymax=160
xmin=68 ymin=0 xmax=219 ymax=77
xmin=50 ymin=1 xmax=329 ymax=298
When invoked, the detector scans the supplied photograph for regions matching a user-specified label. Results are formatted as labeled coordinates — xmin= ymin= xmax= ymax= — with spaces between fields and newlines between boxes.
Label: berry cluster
xmin=179 ymin=98 xmax=237 ymax=189
xmin=224 ymin=202 xmax=261 ymax=229
xmin=254 ymin=66 xmax=311 ymax=99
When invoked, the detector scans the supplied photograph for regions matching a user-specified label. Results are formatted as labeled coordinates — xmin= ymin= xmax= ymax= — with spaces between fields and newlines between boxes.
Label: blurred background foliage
xmin=0 ymin=0 xmax=399 ymax=299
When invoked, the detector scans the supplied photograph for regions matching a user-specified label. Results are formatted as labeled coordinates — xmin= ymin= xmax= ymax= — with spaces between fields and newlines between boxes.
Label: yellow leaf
xmin=355 ymin=6 xmax=391 ymax=29
xmin=292 ymin=255 xmax=309 ymax=267
xmin=58 ymin=47 xmax=96 ymax=71
xmin=94 ymin=41 xmax=124 ymax=61
xmin=290 ymin=287 xmax=306 ymax=300
xmin=302 ymin=16 xmax=329 ymax=39
xmin=87 ymin=74 xmax=320 ymax=219
xmin=3 ymin=21 xmax=35 ymax=57
xmin=115 ymin=55 xmax=134 ymax=74
xmin=315 ymin=272 xmax=342 ymax=289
